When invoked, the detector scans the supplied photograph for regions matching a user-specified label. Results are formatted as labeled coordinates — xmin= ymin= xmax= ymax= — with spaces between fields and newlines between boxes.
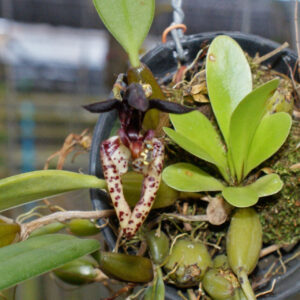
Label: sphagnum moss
xmin=257 ymin=120 xmax=300 ymax=245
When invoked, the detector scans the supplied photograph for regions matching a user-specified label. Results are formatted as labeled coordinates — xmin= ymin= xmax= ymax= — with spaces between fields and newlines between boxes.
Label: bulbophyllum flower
xmin=84 ymin=82 xmax=193 ymax=238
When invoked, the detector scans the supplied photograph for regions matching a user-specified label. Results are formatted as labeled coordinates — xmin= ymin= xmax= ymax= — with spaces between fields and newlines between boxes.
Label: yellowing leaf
xmin=0 ymin=222 xmax=20 ymax=248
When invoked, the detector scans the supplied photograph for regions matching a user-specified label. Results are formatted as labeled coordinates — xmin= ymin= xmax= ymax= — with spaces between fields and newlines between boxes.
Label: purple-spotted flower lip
xmin=83 ymin=82 xmax=194 ymax=158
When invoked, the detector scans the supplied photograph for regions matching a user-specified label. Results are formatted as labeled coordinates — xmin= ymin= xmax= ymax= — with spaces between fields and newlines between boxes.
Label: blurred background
xmin=0 ymin=0 xmax=298 ymax=299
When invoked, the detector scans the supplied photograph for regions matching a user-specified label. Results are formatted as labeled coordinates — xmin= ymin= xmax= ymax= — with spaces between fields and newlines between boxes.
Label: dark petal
xmin=149 ymin=99 xmax=194 ymax=114
xmin=126 ymin=83 xmax=149 ymax=112
xmin=83 ymin=99 xmax=121 ymax=113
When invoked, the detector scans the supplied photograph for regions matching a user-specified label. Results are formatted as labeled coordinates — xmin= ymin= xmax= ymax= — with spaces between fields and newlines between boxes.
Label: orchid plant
xmin=162 ymin=35 xmax=292 ymax=208
xmin=0 ymin=0 xmax=295 ymax=296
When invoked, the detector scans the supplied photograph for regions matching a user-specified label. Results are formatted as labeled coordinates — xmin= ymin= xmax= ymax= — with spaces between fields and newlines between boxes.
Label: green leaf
xmin=244 ymin=112 xmax=292 ymax=176
xmin=162 ymin=163 xmax=224 ymax=192
xmin=0 ymin=234 xmax=100 ymax=290
xmin=206 ymin=35 xmax=252 ymax=144
xmin=143 ymin=267 xmax=164 ymax=300
xmin=165 ymin=111 xmax=229 ymax=180
xmin=251 ymin=174 xmax=283 ymax=197
xmin=155 ymin=267 xmax=165 ymax=300
xmin=228 ymin=79 xmax=279 ymax=181
xmin=222 ymin=186 xmax=258 ymax=208
xmin=164 ymin=127 xmax=216 ymax=164
xmin=0 ymin=170 xmax=106 ymax=211
xmin=222 ymin=174 xmax=283 ymax=207
xmin=93 ymin=0 xmax=154 ymax=67
xmin=144 ymin=285 xmax=155 ymax=300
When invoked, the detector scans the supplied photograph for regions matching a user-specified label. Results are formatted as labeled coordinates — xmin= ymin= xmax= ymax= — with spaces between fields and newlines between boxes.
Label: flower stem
xmin=238 ymin=269 xmax=256 ymax=300
xmin=128 ymin=50 xmax=141 ymax=68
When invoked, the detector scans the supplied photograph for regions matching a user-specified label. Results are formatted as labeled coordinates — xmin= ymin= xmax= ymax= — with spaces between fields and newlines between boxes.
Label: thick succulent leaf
xmin=229 ymin=79 xmax=279 ymax=182
xmin=93 ymin=0 xmax=154 ymax=67
xmin=166 ymin=111 xmax=228 ymax=179
xmin=222 ymin=173 xmax=283 ymax=207
xmin=0 ymin=234 xmax=100 ymax=290
xmin=244 ymin=112 xmax=292 ymax=176
xmin=206 ymin=35 xmax=252 ymax=144
xmin=251 ymin=174 xmax=283 ymax=197
xmin=162 ymin=163 xmax=224 ymax=192
xmin=222 ymin=186 xmax=259 ymax=208
xmin=164 ymin=127 xmax=216 ymax=164
xmin=0 ymin=170 xmax=106 ymax=211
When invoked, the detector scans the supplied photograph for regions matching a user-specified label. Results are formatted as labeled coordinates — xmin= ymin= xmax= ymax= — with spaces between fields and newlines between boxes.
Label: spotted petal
xmin=101 ymin=136 xmax=165 ymax=239
xmin=124 ymin=138 xmax=164 ymax=238
xmin=100 ymin=136 xmax=131 ymax=229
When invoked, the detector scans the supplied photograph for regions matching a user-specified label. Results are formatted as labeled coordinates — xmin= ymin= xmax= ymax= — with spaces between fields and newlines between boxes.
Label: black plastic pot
xmin=89 ymin=32 xmax=300 ymax=300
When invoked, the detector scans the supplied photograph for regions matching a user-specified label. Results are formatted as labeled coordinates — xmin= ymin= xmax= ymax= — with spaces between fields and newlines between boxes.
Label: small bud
xmin=122 ymin=171 xmax=178 ymax=209
xmin=203 ymin=268 xmax=239 ymax=300
xmin=99 ymin=252 xmax=153 ymax=283
xmin=145 ymin=230 xmax=169 ymax=265
xmin=29 ymin=222 xmax=65 ymax=238
xmin=53 ymin=256 xmax=99 ymax=285
xmin=68 ymin=219 xmax=100 ymax=236
xmin=213 ymin=254 xmax=230 ymax=270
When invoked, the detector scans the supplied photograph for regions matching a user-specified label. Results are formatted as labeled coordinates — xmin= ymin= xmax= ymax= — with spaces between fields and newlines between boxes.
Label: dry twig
xmin=260 ymin=244 xmax=282 ymax=258
xmin=103 ymin=283 xmax=136 ymax=300
xmin=255 ymin=279 xmax=277 ymax=298
xmin=20 ymin=209 xmax=114 ymax=239
xmin=253 ymin=42 xmax=289 ymax=65
xmin=163 ymin=213 xmax=208 ymax=222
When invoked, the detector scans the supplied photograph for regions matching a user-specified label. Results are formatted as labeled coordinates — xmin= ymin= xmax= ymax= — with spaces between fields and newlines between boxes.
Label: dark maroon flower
xmin=83 ymin=83 xmax=193 ymax=158
xmin=84 ymin=83 xmax=193 ymax=239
